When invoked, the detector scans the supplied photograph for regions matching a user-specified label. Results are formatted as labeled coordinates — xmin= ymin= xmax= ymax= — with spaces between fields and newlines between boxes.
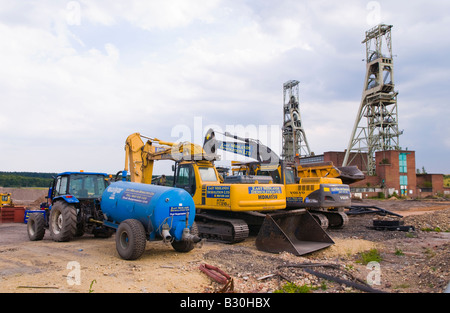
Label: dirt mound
xmin=0 ymin=187 xmax=47 ymax=208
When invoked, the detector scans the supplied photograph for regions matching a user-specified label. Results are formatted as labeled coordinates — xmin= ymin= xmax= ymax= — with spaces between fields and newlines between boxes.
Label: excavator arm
xmin=204 ymin=128 xmax=364 ymax=184
xmin=203 ymin=128 xmax=280 ymax=167
xmin=124 ymin=133 xmax=153 ymax=184
xmin=124 ymin=133 xmax=219 ymax=184
xmin=203 ymin=128 xmax=291 ymax=184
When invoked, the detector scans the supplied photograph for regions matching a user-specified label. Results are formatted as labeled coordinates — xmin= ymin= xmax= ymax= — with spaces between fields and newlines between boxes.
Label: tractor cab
xmin=49 ymin=172 xmax=110 ymax=202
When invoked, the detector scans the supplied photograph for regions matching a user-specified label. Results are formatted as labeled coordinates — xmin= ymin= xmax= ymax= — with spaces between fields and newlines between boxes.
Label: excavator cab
xmin=173 ymin=162 xmax=197 ymax=196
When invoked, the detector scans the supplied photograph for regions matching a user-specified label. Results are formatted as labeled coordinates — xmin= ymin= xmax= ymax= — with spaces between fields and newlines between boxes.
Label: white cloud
xmin=79 ymin=0 xmax=220 ymax=30
xmin=0 ymin=0 xmax=449 ymax=173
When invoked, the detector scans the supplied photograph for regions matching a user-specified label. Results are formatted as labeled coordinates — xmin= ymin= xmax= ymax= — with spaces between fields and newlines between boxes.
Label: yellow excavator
xmin=203 ymin=129 xmax=365 ymax=229
xmin=1 ymin=193 xmax=14 ymax=207
xmin=121 ymin=132 xmax=334 ymax=255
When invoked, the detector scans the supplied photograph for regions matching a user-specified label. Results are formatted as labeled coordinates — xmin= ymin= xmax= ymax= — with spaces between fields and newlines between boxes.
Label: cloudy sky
xmin=1 ymin=0 xmax=449 ymax=175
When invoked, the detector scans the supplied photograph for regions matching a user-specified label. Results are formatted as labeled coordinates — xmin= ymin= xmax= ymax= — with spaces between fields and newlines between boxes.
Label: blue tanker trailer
xmin=26 ymin=171 xmax=200 ymax=260
xmin=101 ymin=181 xmax=201 ymax=260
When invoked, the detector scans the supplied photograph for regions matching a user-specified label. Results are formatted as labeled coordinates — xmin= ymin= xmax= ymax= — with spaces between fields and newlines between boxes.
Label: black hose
xmin=278 ymin=262 xmax=387 ymax=293
xmin=303 ymin=268 xmax=386 ymax=293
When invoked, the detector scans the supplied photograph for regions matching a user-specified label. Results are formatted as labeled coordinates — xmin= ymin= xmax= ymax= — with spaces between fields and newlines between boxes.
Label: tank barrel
xmin=100 ymin=181 xmax=197 ymax=260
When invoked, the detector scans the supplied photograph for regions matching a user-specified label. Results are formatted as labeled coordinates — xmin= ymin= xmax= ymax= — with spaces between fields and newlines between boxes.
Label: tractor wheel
xmin=49 ymin=201 xmax=77 ymax=242
xmin=27 ymin=213 xmax=46 ymax=241
xmin=116 ymin=219 xmax=147 ymax=260
xmin=171 ymin=222 xmax=198 ymax=253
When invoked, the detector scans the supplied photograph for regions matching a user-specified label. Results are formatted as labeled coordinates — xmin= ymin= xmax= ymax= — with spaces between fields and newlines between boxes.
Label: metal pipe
xmin=161 ymin=228 xmax=172 ymax=242
xmin=181 ymin=227 xmax=201 ymax=243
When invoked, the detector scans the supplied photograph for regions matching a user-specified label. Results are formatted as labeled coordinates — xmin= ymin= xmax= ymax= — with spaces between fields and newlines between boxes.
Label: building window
xmin=400 ymin=175 xmax=408 ymax=196
xmin=399 ymin=153 xmax=407 ymax=173
xmin=400 ymin=175 xmax=408 ymax=186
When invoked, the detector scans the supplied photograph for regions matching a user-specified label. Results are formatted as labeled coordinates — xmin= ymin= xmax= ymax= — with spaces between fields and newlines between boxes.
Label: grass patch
xmin=421 ymin=227 xmax=443 ymax=232
xmin=274 ymin=282 xmax=312 ymax=293
xmin=394 ymin=283 xmax=410 ymax=289
xmin=274 ymin=281 xmax=328 ymax=293
xmin=356 ymin=248 xmax=382 ymax=265
xmin=394 ymin=248 xmax=404 ymax=256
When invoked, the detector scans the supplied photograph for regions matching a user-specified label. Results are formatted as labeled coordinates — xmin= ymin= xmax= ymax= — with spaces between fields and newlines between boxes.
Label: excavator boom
xmin=124 ymin=133 xmax=217 ymax=184
xmin=203 ymin=129 xmax=280 ymax=166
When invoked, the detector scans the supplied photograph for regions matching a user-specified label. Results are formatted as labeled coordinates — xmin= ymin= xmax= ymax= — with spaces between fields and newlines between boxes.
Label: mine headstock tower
xmin=343 ymin=24 xmax=402 ymax=175
xmin=282 ymin=80 xmax=312 ymax=161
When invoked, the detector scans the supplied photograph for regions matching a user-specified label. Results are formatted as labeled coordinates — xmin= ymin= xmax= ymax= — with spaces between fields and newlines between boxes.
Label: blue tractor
xmin=27 ymin=171 xmax=113 ymax=242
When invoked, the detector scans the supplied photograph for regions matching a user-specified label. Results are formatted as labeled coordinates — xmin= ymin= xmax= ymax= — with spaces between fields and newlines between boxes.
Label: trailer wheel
xmin=171 ymin=222 xmax=198 ymax=253
xmin=49 ymin=201 xmax=77 ymax=242
xmin=27 ymin=213 xmax=46 ymax=241
xmin=116 ymin=219 xmax=147 ymax=260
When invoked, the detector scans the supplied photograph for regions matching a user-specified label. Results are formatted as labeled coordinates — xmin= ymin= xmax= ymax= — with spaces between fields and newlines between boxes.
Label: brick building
xmin=300 ymin=150 xmax=449 ymax=199
xmin=416 ymin=174 xmax=448 ymax=197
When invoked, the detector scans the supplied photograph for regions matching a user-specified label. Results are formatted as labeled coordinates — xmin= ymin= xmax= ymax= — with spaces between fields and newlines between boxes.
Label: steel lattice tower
xmin=343 ymin=24 xmax=402 ymax=175
xmin=282 ymin=80 xmax=312 ymax=161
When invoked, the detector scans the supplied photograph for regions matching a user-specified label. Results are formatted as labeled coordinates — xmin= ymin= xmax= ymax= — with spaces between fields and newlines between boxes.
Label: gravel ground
xmin=202 ymin=200 xmax=450 ymax=293
xmin=0 ymin=197 xmax=449 ymax=294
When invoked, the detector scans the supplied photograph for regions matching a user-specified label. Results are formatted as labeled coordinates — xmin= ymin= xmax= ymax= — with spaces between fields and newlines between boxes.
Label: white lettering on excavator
xmin=248 ymin=186 xmax=282 ymax=194
xmin=206 ymin=186 xmax=230 ymax=198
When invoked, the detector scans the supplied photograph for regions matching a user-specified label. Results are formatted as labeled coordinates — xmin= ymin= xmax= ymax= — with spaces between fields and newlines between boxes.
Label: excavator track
xmin=195 ymin=212 xmax=249 ymax=244
xmin=310 ymin=209 xmax=349 ymax=229
xmin=311 ymin=213 xmax=329 ymax=229
xmin=327 ymin=211 xmax=349 ymax=228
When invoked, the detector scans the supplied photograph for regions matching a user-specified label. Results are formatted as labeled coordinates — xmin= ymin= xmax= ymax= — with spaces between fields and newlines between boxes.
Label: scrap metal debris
xmin=346 ymin=205 xmax=403 ymax=217
xmin=346 ymin=205 xmax=415 ymax=232
xmin=199 ymin=263 xmax=234 ymax=293
xmin=370 ymin=218 xmax=415 ymax=232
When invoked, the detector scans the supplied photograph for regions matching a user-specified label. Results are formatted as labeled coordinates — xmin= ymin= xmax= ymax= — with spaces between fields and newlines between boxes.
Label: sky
xmin=0 ymin=0 xmax=449 ymax=175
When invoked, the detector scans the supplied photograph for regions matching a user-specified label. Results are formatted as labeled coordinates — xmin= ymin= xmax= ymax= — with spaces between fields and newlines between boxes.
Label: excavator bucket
xmin=255 ymin=209 xmax=334 ymax=256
